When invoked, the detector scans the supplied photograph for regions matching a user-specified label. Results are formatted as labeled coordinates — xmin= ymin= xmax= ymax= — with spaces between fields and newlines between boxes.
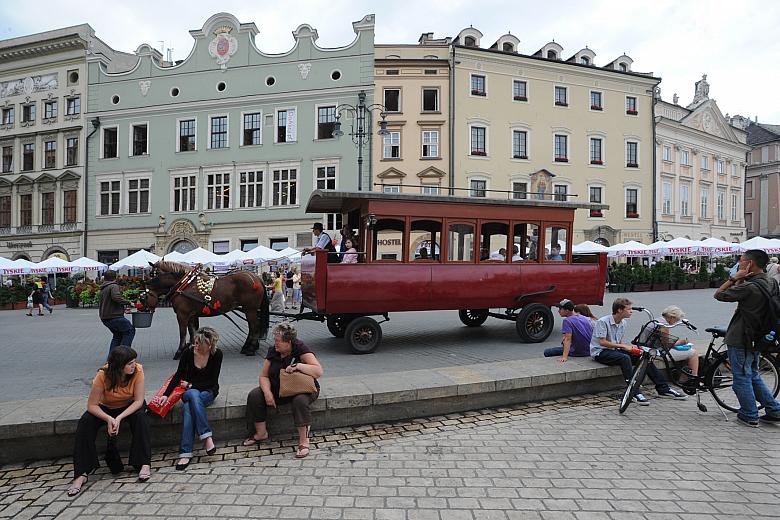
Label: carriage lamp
xmin=365 ymin=213 xmax=378 ymax=230
xmin=333 ymin=90 xmax=389 ymax=190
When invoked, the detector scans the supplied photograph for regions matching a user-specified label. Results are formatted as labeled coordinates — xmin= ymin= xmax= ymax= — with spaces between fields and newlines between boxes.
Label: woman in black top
xmin=244 ymin=322 xmax=323 ymax=458
xmin=152 ymin=327 xmax=223 ymax=470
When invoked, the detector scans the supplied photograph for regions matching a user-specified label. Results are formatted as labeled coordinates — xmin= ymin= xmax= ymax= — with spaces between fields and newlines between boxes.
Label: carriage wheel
xmin=458 ymin=309 xmax=489 ymax=327
xmin=515 ymin=304 xmax=554 ymax=343
xmin=326 ymin=314 xmax=354 ymax=338
xmin=345 ymin=317 xmax=383 ymax=354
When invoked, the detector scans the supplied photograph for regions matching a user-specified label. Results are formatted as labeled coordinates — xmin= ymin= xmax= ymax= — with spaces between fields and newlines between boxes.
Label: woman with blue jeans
xmin=152 ymin=327 xmax=223 ymax=470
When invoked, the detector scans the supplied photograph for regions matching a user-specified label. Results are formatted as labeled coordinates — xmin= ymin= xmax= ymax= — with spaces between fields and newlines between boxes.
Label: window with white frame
xmin=131 ymin=123 xmax=148 ymax=156
xmin=1 ymin=106 xmax=14 ymax=124
xmin=470 ymin=75 xmax=486 ymax=96
xmin=421 ymin=185 xmax=439 ymax=195
xmin=1 ymin=145 xmax=12 ymax=173
xmin=590 ymin=91 xmax=602 ymax=110
xmin=731 ymin=193 xmax=738 ymax=221
xmin=316 ymin=164 xmax=336 ymax=190
xmin=383 ymin=131 xmax=400 ymax=159
xmin=22 ymin=143 xmax=34 ymax=171
xmin=383 ymin=185 xmax=400 ymax=194
xmin=553 ymin=184 xmax=568 ymax=202
xmin=625 ymin=188 xmax=639 ymax=217
xmin=272 ymin=168 xmax=297 ymax=206
xmin=173 ymin=175 xmax=197 ymax=212
xmin=22 ymin=103 xmax=35 ymax=123
xmin=325 ymin=213 xmax=343 ymax=231
xmin=470 ymin=179 xmax=487 ymax=197
xmin=680 ymin=185 xmax=690 ymax=216
xmin=383 ymin=89 xmax=400 ymax=112
xmin=243 ymin=112 xmax=262 ymax=146
xmin=66 ymin=137 xmax=78 ymax=166
xmin=554 ymin=134 xmax=568 ymax=161
xmin=701 ymin=155 xmax=709 ymax=170
xmin=589 ymin=186 xmax=603 ymax=217
xmin=717 ymin=159 xmax=725 ymax=174
xmin=19 ymin=193 xmax=31 ymax=226
xmin=717 ymin=190 xmax=725 ymax=219
xmin=470 ymin=126 xmax=486 ymax=156
xmin=179 ymin=119 xmax=196 ymax=151
xmin=626 ymin=141 xmax=638 ymax=167
xmin=40 ymin=192 xmax=54 ymax=225
xmin=44 ymin=140 xmax=56 ymax=169
xmin=512 ymin=130 xmax=527 ymax=159
xmin=554 ymin=86 xmax=568 ymax=106
xmin=422 ymin=89 xmax=439 ymax=111
xmin=128 ymin=178 xmax=150 ymax=214
xmin=206 ymin=172 xmax=230 ymax=209
xmin=663 ymin=145 xmax=671 ymax=161
xmin=700 ymin=188 xmax=709 ymax=218
xmin=103 ymin=127 xmax=118 ymax=158
xmin=422 ymin=130 xmax=439 ymax=158
xmin=590 ymin=137 xmax=603 ymax=164
xmin=681 ymin=150 xmax=690 ymax=165
xmin=316 ymin=105 xmax=336 ymax=140
xmin=44 ymin=100 xmax=57 ymax=119
xmin=512 ymin=181 xmax=527 ymax=199
xmin=99 ymin=179 xmax=121 ymax=216
xmin=209 ymin=116 xmax=228 ymax=149
xmin=212 ymin=241 xmax=230 ymax=254
xmin=513 ymin=80 xmax=527 ymax=101
xmin=276 ymin=108 xmax=297 ymax=143
xmin=238 ymin=170 xmax=263 ymax=208
xmin=625 ymin=96 xmax=637 ymax=114
xmin=66 ymin=96 xmax=80 ymax=116
xmin=732 ymin=163 xmax=738 ymax=176
xmin=662 ymin=182 xmax=672 ymax=214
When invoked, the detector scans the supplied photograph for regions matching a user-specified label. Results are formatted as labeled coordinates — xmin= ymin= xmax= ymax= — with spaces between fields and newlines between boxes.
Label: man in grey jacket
xmin=99 ymin=270 xmax=135 ymax=355
xmin=714 ymin=249 xmax=780 ymax=427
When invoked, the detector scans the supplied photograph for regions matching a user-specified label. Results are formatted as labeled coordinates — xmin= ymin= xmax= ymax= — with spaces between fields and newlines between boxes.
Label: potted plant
xmin=673 ymin=265 xmax=693 ymax=290
xmin=651 ymin=261 xmax=671 ymax=290
xmin=710 ymin=264 xmax=728 ymax=287
xmin=610 ymin=263 xmax=632 ymax=292
xmin=632 ymin=265 xmax=652 ymax=291
xmin=694 ymin=265 xmax=710 ymax=289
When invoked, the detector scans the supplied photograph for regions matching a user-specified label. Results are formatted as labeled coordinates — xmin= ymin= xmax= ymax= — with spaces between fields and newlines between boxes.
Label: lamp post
xmin=333 ymin=90 xmax=389 ymax=191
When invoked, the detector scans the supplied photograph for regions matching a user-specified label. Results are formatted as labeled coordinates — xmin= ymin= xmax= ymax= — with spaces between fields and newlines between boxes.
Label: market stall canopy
xmin=70 ymin=257 xmax=108 ymax=271
xmin=178 ymin=247 xmax=222 ymax=265
xmin=0 ymin=258 xmax=35 ymax=275
xmin=110 ymin=249 xmax=162 ymax=270
xmin=243 ymin=245 xmax=284 ymax=264
xmin=31 ymin=256 xmax=75 ymax=273
xmin=698 ymin=237 xmax=742 ymax=256
xmin=606 ymin=240 xmax=652 ymax=257
xmin=162 ymin=251 xmax=187 ymax=262
xmin=740 ymin=236 xmax=780 ymax=254
xmin=276 ymin=247 xmax=302 ymax=262
xmin=212 ymin=249 xmax=251 ymax=266
xmin=572 ymin=241 xmax=609 ymax=253
xmin=645 ymin=237 xmax=703 ymax=257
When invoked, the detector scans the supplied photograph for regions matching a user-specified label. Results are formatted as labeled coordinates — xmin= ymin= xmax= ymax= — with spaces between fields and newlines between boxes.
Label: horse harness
xmin=166 ymin=265 xmax=222 ymax=315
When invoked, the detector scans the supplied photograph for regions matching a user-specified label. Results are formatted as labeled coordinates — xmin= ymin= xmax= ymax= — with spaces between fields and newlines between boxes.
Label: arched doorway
xmin=11 ymin=253 xmax=30 ymax=261
xmin=43 ymin=246 xmax=70 ymax=261
xmin=594 ymin=237 xmax=610 ymax=247
xmin=169 ymin=239 xmax=196 ymax=254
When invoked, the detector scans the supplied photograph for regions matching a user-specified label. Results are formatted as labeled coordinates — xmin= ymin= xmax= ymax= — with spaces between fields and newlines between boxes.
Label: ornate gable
xmin=681 ymin=100 xmax=737 ymax=142
xmin=417 ymin=166 xmax=446 ymax=179
xmin=377 ymin=167 xmax=406 ymax=180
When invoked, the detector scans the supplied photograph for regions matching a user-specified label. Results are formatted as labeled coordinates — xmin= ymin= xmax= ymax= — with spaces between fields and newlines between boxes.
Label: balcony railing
xmin=0 ymin=222 xmax=84 ymax=237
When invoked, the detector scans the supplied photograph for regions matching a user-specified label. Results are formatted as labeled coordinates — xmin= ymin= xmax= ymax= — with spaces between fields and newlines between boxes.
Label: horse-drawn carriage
xmin=141 ymin=189 xmax=607 ymax=357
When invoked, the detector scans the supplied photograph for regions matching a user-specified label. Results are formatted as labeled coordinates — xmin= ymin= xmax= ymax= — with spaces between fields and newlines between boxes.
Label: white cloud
xmin=2 ymin=0 xmax=778 ymax=120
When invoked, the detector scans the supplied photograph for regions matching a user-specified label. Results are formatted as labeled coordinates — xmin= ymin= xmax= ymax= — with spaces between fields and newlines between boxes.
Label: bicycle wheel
xmin=619 ymin=357 xmax=649 ymax=414
xmin=707 ymin=353 xmax=780 ymax=413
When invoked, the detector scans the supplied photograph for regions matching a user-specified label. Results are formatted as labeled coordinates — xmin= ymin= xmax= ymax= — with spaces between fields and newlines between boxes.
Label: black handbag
xmin=105 ymin=435 xmax=124 ymax=475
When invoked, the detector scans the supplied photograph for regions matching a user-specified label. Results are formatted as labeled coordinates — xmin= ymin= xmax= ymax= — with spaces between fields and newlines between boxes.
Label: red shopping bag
xmin=147 ymin=374 xmax=185 ymax=418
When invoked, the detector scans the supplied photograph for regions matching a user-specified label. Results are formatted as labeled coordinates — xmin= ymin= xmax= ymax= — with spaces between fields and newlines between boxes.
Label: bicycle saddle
xmin=705 ymin=326 xmax=728 ymax=338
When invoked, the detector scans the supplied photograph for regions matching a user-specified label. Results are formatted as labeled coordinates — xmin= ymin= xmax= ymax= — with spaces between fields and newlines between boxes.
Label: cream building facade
xmin=654 ymin=76 xmax=749 ymax=242
xmin=450 ymin=28 xmax=659 ymax=246
xmin=373 ymin=36 xmax=450 ymax=194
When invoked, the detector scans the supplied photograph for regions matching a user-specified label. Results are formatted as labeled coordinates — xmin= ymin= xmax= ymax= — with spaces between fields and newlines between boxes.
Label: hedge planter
xmin=633 ymin=283 xmax=651 ymax=292
xmin=652 ymin=283 xmax=670 ymax=291
xmin=710 ymin=279 xmax=726 ymax=288
xmin=693 ymin=281 xmax=710 ymax=289
xmin=676 ymin=282 xmax=695 ymax=290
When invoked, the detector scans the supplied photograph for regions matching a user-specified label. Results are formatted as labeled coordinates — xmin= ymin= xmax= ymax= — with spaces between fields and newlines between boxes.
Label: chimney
xmin=418 ymin=32 xmax=433 ymax=45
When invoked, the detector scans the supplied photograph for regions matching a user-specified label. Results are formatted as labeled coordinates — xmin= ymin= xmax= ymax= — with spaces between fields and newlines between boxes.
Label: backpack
xmin=750 ymin=278 xmax=780 ymax=354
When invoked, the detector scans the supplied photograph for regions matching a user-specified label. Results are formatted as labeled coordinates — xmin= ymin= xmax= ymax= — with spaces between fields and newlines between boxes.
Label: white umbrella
xmin=162 ymin=251 xmax=187 ymax=262
xmin=740 ymin=236 xmax=780 ymax=254
xmin=32 ymin=256 xmax=75 ymax=273
xmin=645 ymin=237 xmax=703 ymax=257
xmin=70 ymin=257 xmax=108 ymax=272
xmin=243 ymin=244 xmax=284 ymax=264
xmin=572 ymin=240 xmax=609 ymax=253
xmin=178 ymin=247 xmax=221 ymax=265
xmin=110 ymin=249 xmax=162 ymax=270
xmin=212 ymin=249 xmax=251 ymax=266
xmin=606 ymin=240 xmax=651 ymax=257
xmin=1 ymin=258 xmax=35 ymax=275
xmin=698 ymin=237 xmax=742 ymax=256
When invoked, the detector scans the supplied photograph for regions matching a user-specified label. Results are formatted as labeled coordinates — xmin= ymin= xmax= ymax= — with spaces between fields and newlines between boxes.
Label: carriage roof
xmin=305 ymin=190 xmax=607 ymax=214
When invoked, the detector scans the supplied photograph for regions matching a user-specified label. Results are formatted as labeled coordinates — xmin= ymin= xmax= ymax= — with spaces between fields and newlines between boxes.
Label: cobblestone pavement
xmin=2 ymin=289 xmax=735 ymax=402
xmin=2 ymin=392 xmax=778 ymax=520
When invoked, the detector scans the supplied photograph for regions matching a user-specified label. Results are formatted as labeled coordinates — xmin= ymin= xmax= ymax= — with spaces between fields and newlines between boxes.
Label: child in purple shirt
xmin=544 ymin=299 xmax=595 ymax=362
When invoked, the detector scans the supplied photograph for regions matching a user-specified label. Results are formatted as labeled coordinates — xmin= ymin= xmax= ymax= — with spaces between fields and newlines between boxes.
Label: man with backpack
xmin=714 ymin=249 xmax=780 ymax=427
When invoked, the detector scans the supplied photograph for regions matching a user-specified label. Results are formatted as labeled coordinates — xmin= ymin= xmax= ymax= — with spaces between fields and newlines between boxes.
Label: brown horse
xmin=143 ymin=261 xmax=270 ymax=358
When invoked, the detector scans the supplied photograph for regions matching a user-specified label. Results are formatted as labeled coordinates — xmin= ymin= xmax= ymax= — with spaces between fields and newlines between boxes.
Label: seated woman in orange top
xmin=66 ymin=346 xmax=151 ymax=496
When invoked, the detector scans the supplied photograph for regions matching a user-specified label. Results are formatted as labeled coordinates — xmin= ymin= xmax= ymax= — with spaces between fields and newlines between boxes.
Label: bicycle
xmin=618 ymin=306 xmax=780 ymax=416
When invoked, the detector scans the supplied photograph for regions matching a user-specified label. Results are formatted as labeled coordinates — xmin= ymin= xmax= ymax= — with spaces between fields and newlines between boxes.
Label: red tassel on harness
xmin=202 ymin=306 xmax=211 ymax=315
xmin=213 ymin=300 xmax=221 ymax=310
xmin=252 ymin=282 xmax=260 ymax=290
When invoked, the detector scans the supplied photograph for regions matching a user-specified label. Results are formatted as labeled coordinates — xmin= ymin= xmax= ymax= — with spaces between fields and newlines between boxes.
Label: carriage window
xmin=372 ymin=218 xmax=405 ymax=261
xmin=544 ymin=225 xmax=567 ymax=261
xmin=447 ymin=222 xmax=475 ymax=262
xmin=512 ymin=222 xmax=540 ymax=262
xmin=410 ymin=219 xmax=441 ymax=261
xmin=479 ymin=221 xmax=509 ymax=261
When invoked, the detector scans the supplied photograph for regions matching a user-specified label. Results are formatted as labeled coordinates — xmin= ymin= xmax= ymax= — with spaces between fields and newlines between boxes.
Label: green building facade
xmin=86 ymin=12 xmax=375 ymax=263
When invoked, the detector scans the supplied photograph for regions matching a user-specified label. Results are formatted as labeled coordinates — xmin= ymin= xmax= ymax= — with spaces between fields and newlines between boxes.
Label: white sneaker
xmin=634 ymin=393 xmax=650 ymax=406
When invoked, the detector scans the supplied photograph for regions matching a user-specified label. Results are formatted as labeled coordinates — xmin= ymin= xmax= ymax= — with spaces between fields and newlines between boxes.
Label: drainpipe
xmin=651 ymin=86 xmax=659 ymax=242
xmin=448 ymin=44 xmax=455 ymax=195
xmin=84 ymin=117 xmax=100 ymax=258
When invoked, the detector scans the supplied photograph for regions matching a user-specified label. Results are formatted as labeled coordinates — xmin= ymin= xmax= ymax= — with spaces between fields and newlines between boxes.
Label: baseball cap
xmin=555 ymin=299 xmax=575 ymax=311
xmin=312 ymin=222 xmax=324 ymax=231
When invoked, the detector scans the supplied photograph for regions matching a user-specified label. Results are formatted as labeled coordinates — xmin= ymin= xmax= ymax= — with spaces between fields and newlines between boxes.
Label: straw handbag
xmin=279 ymin=364 xmax=317 ymax=397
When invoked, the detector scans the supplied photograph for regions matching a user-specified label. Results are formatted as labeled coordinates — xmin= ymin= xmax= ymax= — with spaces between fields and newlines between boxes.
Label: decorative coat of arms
xmin=208 ymin=25 xmax=238 ymax=70
xmin=297 ymin=63 xmax=312 ymax=80
xmin=138 ymin=80 xmax=151 ymax=96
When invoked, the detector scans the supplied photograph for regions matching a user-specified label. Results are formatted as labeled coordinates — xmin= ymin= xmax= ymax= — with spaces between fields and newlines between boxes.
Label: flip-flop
xmin=295 ymin=445 xmax=310 ymax=458
xmin=137 ymin=467 xmax=151 ymax=482
xmin=242 ymin=434 xmax=270 ymax=447
xmin=66 ymin=475 xmax=88 ymax=497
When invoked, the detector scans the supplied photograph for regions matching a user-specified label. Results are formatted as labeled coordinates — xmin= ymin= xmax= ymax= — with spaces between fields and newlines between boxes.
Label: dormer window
xmin=464 ymin=36 xmax=476 ymax=47
xmin=619 ymin=62 xmax=628 ymax=72
xmin=502 ymin=42 xmax=514 ymax=52
xmin=580 ymin=56 xmax=590 ymax=65
xmin=547 ymin=50 xmax=557 ymax=59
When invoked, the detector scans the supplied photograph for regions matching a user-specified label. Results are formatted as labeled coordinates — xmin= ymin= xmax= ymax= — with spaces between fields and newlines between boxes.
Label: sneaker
xmin=657 ymin=389 xmax=687 ymax=400
xmin=759 ymin=414 xmax=780 ymax=425
xmin=737 ymin=415 xmax=759 ymax=428
xmin=634 ymin=393 xmax=650 ymax=406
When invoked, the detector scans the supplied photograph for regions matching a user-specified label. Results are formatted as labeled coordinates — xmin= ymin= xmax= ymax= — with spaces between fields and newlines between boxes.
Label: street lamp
xmin=333 ymin=90 xmax=389 ymax=191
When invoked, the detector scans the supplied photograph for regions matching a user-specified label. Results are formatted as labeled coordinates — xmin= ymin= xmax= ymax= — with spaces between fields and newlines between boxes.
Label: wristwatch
xmin=728 ymin=277 xmax=738 ymax=283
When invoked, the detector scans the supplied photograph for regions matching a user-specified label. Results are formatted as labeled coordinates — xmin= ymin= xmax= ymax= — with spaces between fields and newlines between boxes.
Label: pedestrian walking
xmin=99 ymin=270 xmax=135 ymax=354
xmin=714 ymin=249 xmax=780 ymax=427
xmin=40 ymin=279 xmax=53 ymax=314
xmin=285 ymin=267 xmax=295 ymax=309
xmin=292 ymin=268 xmax=301 ymax=309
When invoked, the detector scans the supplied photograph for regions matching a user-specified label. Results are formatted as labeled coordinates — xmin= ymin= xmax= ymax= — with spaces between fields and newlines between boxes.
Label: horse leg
xmin=173 ymin=313 xmax=190 ymax=360
xmin=239 ymin=307 xmax=257 ymax=356
xmin=243 ymin=305 xmax=261 ymax=355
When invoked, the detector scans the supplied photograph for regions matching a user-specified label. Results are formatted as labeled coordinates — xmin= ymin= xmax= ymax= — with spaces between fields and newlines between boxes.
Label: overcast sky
xmin=2 ymin=0 xmax=778 ymax=122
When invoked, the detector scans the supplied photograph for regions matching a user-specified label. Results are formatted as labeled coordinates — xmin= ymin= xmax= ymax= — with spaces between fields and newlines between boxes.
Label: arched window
xmin=479 ymin=221 xmax=509 ymax=262
xmin=502 ymin=42 xmax=514 ymax=53
xmin=619 ymin=62 xmax=627 ymax=72
xmin=409 ymin=219 xmax=441 ymax=261
xmin=547 ymin=50 xmax=557 ymax=59
xmin=580 ymin=56 xmax=590 ymax=65
xmin=464 ymin=36 xmax=476 ymax=47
